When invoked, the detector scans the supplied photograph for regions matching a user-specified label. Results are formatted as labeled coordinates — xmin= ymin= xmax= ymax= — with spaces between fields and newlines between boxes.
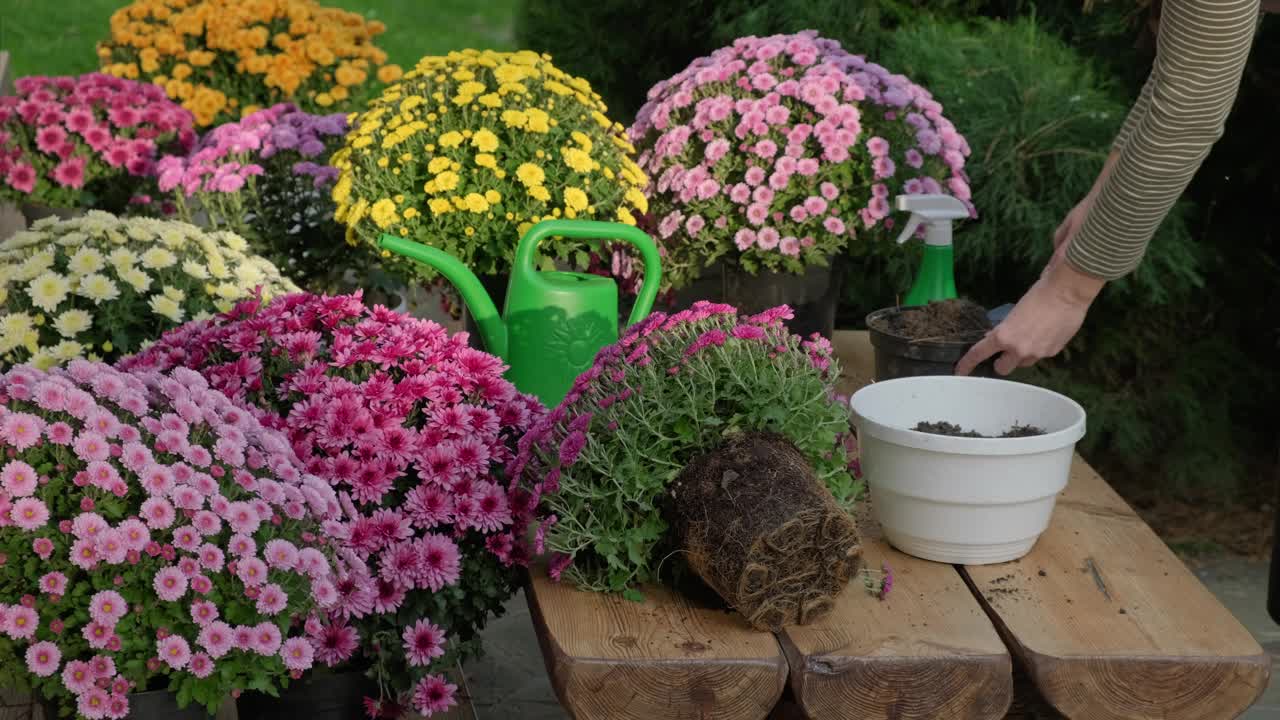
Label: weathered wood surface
xmin=526 ymin=563 xmax=787 ymax=719
xmin=964 ymin=459 xmax=1270 ymax=720
xmin=777 ymin=503 xmax=1012 ymax=720
xmin=776 ymin=331 xmax=1012 ymax=720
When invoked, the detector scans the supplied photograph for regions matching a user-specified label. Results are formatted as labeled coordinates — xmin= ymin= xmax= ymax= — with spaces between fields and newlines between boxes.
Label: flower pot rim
xmin=850 ymin=375 xmax=1087 ymax=457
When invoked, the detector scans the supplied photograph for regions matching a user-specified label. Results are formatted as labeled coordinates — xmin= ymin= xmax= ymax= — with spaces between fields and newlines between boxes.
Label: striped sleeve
xmin=1067 ymin=0 xmax=1259 ymax=279
xmin=1111 ymin=72 xmax=1155 ymax=153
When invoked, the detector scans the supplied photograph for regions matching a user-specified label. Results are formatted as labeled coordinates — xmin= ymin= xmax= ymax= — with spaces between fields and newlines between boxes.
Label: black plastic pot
xmin=673 ymin=259 xmax=845 ymax=339
xmin=461 ymin=272 xmax=510 ymax=353
xmin=235 ymin=670 xmax=377 ymax=720
xmin=43 ymin=690 xmax=213 ymax=719
xmin=866 ymin=306 xmax=995 ymax=380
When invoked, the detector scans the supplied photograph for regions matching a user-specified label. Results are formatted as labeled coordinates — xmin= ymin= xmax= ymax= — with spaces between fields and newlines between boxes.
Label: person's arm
xmin=1066 ymin=0 xmax=1259 ymax=279
xmin=956 ymin=0 xmax=1260 ymax=376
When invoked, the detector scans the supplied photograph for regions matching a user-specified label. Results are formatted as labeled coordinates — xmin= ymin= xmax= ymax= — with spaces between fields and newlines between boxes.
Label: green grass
xmin=0 ymin=0 xmax=517 ymax=79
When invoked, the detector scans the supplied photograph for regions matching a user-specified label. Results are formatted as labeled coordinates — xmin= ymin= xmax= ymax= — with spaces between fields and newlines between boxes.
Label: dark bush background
xmin=517 ymin=0 xmax=1279 ymax=495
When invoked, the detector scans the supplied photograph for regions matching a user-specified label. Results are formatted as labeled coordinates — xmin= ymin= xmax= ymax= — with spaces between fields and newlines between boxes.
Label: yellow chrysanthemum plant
xmin=0 ymin=212 xmax=299 ymax=369
xmin=331 ymin=49 xmax=650 ymax=283
xmin=96 ymin=0 xmax=403 ymax=127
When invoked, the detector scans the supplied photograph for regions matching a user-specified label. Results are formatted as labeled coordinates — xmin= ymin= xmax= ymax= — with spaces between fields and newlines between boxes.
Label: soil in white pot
xmin=913 ymin=420 xmax=1046 ymax=438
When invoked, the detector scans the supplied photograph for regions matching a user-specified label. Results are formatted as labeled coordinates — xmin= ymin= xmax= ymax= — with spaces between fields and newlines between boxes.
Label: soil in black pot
xmin=913 ymin=421 xmax=1046 ymax=438
xmin=873 ymin=298 xmax=991 ymax=341
xmin=662 ymin=431 xmax=861 ymax=631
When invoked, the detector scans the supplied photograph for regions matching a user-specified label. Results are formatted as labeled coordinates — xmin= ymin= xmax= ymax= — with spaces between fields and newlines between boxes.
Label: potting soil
xmin=914 ymin=421 xmax=1046 ymax=438
xmin=663 ymin=431 xmax=861 ymax=631
xmin=875 ymin=298 xmax=992 ymax=341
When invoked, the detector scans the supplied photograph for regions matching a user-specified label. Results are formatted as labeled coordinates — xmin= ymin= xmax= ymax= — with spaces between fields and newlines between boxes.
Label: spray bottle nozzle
xmin=894 ymin=194 xmax=970 ymax=247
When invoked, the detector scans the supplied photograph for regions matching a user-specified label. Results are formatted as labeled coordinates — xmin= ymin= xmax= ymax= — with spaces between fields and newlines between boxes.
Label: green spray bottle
xmin=894 ymin=194 xmax=970 ymax=307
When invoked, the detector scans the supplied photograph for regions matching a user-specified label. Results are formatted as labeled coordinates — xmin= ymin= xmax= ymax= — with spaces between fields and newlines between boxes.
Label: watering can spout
xmin=376 ymin=234 xmax=508 ymax=358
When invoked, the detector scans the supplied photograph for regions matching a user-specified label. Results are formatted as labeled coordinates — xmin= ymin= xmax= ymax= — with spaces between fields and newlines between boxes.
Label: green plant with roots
xmin=512 ymin=303 xmax=861 ymax=600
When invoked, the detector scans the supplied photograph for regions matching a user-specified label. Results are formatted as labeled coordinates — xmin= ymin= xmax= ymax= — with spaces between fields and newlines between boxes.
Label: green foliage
xmin=515 ymin=304 xmax=860 ymax=594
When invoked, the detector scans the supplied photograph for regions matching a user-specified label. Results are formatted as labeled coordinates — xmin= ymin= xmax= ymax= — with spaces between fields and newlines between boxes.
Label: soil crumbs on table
xmin=914 ymin=421 xmax=1046 ymax=438
xmin=877 ymin=298 xmax=992 ymax=341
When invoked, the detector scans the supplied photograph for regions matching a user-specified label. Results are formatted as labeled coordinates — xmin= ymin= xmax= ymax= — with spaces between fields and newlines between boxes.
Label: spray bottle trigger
xmin=895 ymin=215 xmax=923 ymax=245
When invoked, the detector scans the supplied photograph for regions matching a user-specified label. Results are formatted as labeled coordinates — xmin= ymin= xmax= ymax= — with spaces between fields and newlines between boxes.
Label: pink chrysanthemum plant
xmin=0 ymin=73 xmax=196 ymax=213
xmin=0 ymin=358 xmax=343 ymax=719
xmin=121 ymin=291 xmax=547 ymax=718
xmin=512 ymin=301 xmax=861 ymax=595
xmin=623 ymin=30 xmax=974 ymax=290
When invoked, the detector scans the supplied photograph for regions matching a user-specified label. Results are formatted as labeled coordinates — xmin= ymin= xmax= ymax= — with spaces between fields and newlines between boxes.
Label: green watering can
xmin=378 ymin=219 xmax=662 ymax=407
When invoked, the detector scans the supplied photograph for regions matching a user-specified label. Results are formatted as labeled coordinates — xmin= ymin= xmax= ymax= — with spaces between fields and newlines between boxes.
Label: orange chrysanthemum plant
xmin=96 ymin=0 xmax=403 ymax=127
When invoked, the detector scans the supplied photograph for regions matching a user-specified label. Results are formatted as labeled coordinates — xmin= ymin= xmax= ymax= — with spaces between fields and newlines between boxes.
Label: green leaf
xmin=622 ymin=588 xmax=646 ymax=603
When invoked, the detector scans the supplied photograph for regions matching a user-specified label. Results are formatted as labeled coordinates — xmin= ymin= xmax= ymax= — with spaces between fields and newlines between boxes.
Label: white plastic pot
xmin=849 ymin=376 xmax=1087 ymax=565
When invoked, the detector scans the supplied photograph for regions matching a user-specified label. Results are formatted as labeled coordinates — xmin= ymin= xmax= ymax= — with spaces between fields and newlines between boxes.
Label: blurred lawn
xmin=0 ymin=0 xmax=516 ymax=78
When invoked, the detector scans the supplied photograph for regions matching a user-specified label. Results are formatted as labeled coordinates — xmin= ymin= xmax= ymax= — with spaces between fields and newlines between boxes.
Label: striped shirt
xmin=1067 ymin=0 xmax=1261 ymax=279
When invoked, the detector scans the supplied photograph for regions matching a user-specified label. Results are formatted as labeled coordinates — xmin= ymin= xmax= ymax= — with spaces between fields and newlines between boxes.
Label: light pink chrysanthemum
xmin=402 ymin=619 xmax=446 ymax=667
xmin=158 ymin=635 xmax=191 ymax=669
xmin=280 ymin=637 xmax=314 ymax=672
xmin=25 ymin=641 xmax=60 ymax=676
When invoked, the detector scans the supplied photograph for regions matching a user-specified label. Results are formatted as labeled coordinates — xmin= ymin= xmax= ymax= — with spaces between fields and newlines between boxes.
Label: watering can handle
xmin=515 ymin=219 xmax=663 ymax=327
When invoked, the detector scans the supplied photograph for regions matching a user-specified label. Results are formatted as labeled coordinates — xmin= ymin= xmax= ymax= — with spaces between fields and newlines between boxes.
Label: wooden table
xmin=526 ymin=331 xmax=1270 ymax=720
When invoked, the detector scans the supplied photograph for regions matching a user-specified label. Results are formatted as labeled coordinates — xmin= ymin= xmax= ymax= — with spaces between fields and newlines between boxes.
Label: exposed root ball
xmin=664 ymin=431 xmax=862 ymax=631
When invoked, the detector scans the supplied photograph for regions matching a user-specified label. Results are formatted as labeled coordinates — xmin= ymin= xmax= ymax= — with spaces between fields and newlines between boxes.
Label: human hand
xmin=956 ymin=253 xmax=1105 ymax=376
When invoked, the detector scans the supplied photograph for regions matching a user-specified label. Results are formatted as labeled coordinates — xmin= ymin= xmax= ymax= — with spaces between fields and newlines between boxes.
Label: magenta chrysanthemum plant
xmin=122 ymin=292 xmax=547 ymax=718
xmin=622 ymin=30 xmax=974 ymax=289
xmin=0 ymin=73 xmax=196 ymax=212
xmin=512 ymin=301 xmax=861 ymax=594
xmin=0 ymin=359 xmax=342 ymax=719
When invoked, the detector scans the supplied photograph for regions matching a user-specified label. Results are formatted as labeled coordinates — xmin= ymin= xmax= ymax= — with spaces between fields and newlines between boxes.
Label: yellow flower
xmin=77 ymin=274 xmax=121 ymax=304
xmin=484 ymin=189 xmax=501 ymax=204
xmin=316 ymin=93 xmax=335 ymax=107
xmin=404 ymin=208 xmax=420 ymax=220
xmin=529 ymin=185 xmax=551 ymax=202
xmin=525 ymin=108 xmax=551 ymax=133
xmin=67 ymin=247 xmax=106 ymax=275
xmin=544 ymin=80 xmax=573 ymax=96
xmin=438 ymin=131 xmax=464 ymax=148
xmin=475 ymin=153 xmax=497 ymax=169
xmin=464 ymin=193 xmax=490 ymax=213
xmin=149 ymin=294 xmax=184 ymax=323
xmin=516 ymin=163 xmax=545 ymax=187
xmin=501 ymin=109 xmax=527 ymax=129
xmin=141 ymin=247 xmax=177 ymax=269
xmin=563 ymin=187 xmax=589 ymax=212
xmin=53 ymin=309 xmax=92 ymax=338
xmin=471 ymin=129 xmax=499 ymax=153
xmin=26 ymin=272 xmax=71 ymax=313
xmin=433 ymin=171 xmax=460 ymax=192
xmin=617 ymin=207 xmax=637 ymax=226
xmin=370 ymin=199 xmax=399 ymax=229
xmin=478 ymin=93 xmax=502 ymax=108
xmin=428 ymin=157 xmax=452 ymax=174
xmin=626 ymin=187 xmax=650 ymax=214
xmin=571 ymin=131 xmax=593 ymax=151
xmin=458 ymin=81 xmax=486 ymax=97
xmin=377 ymin=157 xmax=389 ymax=168
xmin=428 ymin=198 xmax=453 ymax=216
xmin=562 ymin=147 xmax=598 ymax=174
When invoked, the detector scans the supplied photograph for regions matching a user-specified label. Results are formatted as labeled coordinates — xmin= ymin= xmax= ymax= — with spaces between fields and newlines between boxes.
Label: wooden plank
xmin=777 ymin=504 xmax=1012 ymax=719
xmin=526 ymin=565 xmax=787 ymax=720
xmin=964 ymin=444 xmax=1270 ymax=719
xmin=776 ymin=330 xmax=1012 ymax=719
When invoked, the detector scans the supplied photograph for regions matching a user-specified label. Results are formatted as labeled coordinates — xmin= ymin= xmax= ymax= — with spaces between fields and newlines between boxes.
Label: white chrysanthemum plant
xmin=0 ymin=212 xmax=298 ymax=369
